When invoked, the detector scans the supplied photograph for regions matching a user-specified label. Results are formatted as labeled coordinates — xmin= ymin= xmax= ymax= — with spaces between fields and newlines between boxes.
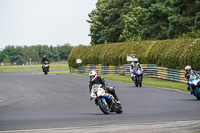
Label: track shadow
xmin=77 ymin=112 xmax=122 ymax=116
xmin=177 ymin=98 xmax=199 ymax=101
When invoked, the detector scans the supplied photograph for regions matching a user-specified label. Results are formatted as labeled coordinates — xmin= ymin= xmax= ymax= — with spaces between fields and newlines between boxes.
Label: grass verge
xmin=49 ymin=71 xmax=70 ymax=75
xmin=0 ymin=63 xmax=187 ymax=93
xmin=36 ymin=71 xmax=70 ymax=75
xmin=76 ymin=73 xmax=188 ymax=92
xmin=0 ymin=62 xmax=69 ymax=71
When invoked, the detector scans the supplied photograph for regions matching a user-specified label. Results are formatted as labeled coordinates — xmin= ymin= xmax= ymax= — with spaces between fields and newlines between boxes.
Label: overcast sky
xmin=0 ymin=0 xmax=98 ymax=49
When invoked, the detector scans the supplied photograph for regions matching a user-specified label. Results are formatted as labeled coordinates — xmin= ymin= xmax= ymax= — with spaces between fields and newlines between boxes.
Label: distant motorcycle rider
xmin=89 ymin=70 xmax=120 ymax=103
xmin=130 ymin=58 xmax=142 ymax=81
xmin=41 ymin=55 xmax=50 ymax=72
xmin=185 ymin=65 xmax=200 ymax=91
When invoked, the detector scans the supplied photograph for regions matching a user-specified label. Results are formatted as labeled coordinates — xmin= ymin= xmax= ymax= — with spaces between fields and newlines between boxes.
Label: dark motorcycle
xmin=42 ymin=62 xmax=49 ymax=75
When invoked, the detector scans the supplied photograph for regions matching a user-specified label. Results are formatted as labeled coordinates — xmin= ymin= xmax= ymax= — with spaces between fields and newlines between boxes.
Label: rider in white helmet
xmin=130 ymin=58 xmax=142 ymax=80
xmin=185 ymin=65 xmax=200 ymax=91
xmin=89 ymin=70 xmax=120 ymax=103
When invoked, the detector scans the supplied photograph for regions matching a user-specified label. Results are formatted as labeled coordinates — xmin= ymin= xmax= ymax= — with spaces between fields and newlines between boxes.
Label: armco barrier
xmin=168 ymin=68 xmax=180 ymax=82
xmin=179 ymin=70 xmax=186 ymax=82
xmin=102 ymin=66 xmax=108 ymax=75
xmin=157 ymin=67 xmax=168 ymax=80
xmin=70 ymin=64 xmax=200 ymax=83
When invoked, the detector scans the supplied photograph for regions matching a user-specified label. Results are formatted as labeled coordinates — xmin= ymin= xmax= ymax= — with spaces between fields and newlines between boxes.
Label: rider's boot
xmin=95 ymin=99 xmax=98 ymax=106
xmin=42 ymin=66 xmax=44 ymax=72
xmin=108 ymin=87 xmax=121 ymax=104
xmin=187 ymin=86 xmax=190 ymax=91
xmin=187 ymin=84 xmax=190 ymax=91
xmin=113 ymin=94 xmax=120 ymax=104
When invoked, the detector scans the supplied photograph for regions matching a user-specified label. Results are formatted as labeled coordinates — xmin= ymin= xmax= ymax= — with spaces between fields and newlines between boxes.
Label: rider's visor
xmin=90 ymin=75 xmax=95 ymax=79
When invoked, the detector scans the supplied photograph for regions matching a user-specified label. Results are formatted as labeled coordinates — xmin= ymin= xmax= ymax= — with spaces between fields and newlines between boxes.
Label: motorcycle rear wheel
xmin=116 ymin=104 xmax=123 ymax=114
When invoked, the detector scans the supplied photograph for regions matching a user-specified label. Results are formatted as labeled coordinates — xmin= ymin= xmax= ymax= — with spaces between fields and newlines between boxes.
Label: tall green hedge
xmin=68 ymin=39 xmax=200 ymax=70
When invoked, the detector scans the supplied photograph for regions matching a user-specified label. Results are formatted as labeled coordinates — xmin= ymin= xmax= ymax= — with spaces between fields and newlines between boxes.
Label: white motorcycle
xmin=90 ymin=84 xmax=123 ymax=114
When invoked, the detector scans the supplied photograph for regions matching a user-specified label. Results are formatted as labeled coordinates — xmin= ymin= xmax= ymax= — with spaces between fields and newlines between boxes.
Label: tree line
xmin=0 ymin=44 xmax=74 ymax=65
xmin=87 ymin=0 xmax=200 ymax=45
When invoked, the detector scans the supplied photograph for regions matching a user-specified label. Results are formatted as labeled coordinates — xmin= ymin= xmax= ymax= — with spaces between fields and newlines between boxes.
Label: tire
xmin=135 ymin=77 xmax=138 ymax=87
xmin=195 ymin=87 xmax=200 ymax=100
xmin=44 ymin=68 xmax=48 ymax=75
xmin=44 ymin=71 xmax=48 ymax=75
xmin=116 ymin=104 xmax=123 ymax=114
xmin=139 ymin=76 xmax=142 ymax=87
xmin=138 ymin=76 xmax=141 ymax=87
xmin=97 ymin=99 xmax=110 ymax=114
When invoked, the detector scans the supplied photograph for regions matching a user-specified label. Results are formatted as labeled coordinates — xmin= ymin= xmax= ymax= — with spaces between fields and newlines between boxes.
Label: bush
xmin=68 ymin=39 xmax=200 ymax=70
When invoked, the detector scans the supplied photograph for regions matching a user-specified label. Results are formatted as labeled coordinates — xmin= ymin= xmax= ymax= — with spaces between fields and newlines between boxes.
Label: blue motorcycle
xmin=189 ymin=74 xmax=200 ymax=100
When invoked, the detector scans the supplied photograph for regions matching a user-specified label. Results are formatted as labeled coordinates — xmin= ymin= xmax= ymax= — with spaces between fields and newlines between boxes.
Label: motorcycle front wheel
xmin=195 ymin=87 xmax=200 ymax=100
xmin=135 ymin=77 xmax=138 ymax=87
xmin=97 ymin=98 xmax=110 ymax=114
xmin=139 ymin=76 xmax=142 ymax=87
xmin=44 ymin=68 xmax=48 ymax=75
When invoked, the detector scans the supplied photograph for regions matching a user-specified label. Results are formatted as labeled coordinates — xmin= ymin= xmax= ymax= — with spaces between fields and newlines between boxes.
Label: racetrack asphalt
xmin=0 ymin=71 xmax=200 ymax=132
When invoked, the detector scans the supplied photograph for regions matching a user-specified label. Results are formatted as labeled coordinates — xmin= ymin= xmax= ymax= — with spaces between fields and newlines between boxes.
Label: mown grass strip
xmin=0 ymin=62 xmax=69 ymax=71
xmin=44 ymin=71 xmax=70 ymax=75
xmin=77 ymin=73 xmax=187 ymax=92
xmin=0 ymin=63 xmax=187 ymax=93
xmin=36 ymin=71 xmax=188 ymax=93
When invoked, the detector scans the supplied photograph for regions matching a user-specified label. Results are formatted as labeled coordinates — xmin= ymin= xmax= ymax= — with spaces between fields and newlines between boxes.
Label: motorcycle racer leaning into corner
xmin=89 ymin=70 xmax=120 ymax=104
xmin=185 ymin=65 xmax=200 ymax=92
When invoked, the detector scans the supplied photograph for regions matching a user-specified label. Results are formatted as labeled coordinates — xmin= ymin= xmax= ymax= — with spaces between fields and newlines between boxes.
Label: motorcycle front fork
xmin=131 ymin=75 xmax=136 ymax=81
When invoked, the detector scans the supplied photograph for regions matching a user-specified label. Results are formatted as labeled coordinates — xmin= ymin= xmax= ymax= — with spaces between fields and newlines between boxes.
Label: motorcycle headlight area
xmin=193 ymin=80 xmax=198 ymax=86
xmin=93 ymin=87 xmax=97 ymax=92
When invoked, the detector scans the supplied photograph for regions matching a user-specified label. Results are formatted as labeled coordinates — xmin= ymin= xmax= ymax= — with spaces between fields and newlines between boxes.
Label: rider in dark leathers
xmin=89 ymin=70 xmax=120 ymax=103
xmin=41 ymin=55 xmax=50 ymax=72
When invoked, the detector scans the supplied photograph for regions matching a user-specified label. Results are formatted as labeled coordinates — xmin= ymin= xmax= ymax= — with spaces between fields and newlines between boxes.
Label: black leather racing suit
xmin=89 ymin=76 xmax=119 ymax=101
xmin=41 ymin=58 xmax=50 ymax=64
